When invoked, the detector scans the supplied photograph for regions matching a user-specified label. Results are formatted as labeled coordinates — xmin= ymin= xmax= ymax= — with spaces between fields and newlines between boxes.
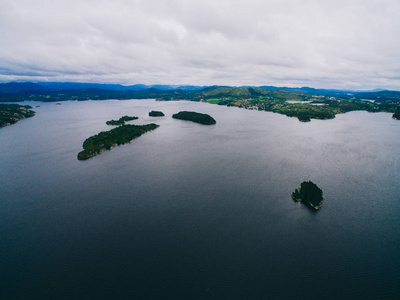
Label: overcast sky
xmin=0 ymin=0 xmax=399 ymax=89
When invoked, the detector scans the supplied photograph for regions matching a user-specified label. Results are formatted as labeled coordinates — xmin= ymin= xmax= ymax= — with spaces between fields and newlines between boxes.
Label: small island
xmin=106 ymin=115 xmax=138 ymax=126
xmin=149 ymin=110 xmax=165 ymax=117
xmin=172 ymin=111 xmax=216 ymax=125
xmin=0 ymin=103 xmax=35 ymax=127
xmin=77 ymin=123 xmax=159 ymax=160
xmin=292 ymin=181 xmax=324 ymax=210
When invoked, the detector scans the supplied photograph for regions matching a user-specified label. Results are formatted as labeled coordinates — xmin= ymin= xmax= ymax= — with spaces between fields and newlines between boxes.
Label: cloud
xmin=0 ymin=0 xmax=399 ymax=89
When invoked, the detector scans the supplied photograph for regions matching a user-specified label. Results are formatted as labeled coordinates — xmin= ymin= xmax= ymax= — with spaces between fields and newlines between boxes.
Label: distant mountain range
xmin=0 ymin=82 xmax=206 ymax=93
xmin=0 ymin=81 xmax=399 ymax=103
xmin=0 ymin=81 xmax=394 ymax=94
xmin=0 ymin=82 xmax=51 ymax=93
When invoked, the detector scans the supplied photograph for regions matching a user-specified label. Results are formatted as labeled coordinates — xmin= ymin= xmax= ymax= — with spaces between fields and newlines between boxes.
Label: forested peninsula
xmin=0 ymin=103 xmax=35 ymax=127
xmin=393 ymin=108 xmax=400 ymax=120
xmin=78 ymin=124 xmax=159 ymax=160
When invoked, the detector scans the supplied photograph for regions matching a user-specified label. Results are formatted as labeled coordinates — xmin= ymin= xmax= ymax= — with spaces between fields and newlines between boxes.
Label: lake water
xmin=1 ymin=99 xmax=400 ymax=299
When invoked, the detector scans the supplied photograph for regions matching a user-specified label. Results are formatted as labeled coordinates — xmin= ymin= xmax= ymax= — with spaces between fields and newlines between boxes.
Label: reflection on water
xmin=1 ymin=100 xmax=400 ymax=299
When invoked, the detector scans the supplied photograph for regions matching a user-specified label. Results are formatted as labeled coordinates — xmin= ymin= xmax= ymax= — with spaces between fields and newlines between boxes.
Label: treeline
xmin=2 ymin=86 xmax=400 ymax=122
xmin=2 ymin=85 xmax=400 ymax=104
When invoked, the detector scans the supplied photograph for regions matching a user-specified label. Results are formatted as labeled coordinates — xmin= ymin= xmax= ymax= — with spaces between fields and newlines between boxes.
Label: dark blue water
xmin=1 ymin=100 xmax=400 ymax=299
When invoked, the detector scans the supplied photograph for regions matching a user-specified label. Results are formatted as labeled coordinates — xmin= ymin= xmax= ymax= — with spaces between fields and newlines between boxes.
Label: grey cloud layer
xmin=0 ymin=0 xmax=399 ymax=89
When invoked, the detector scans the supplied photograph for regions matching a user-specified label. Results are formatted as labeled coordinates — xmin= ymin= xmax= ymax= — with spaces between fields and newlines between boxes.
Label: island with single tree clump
xmin=77 ymin=123 xmax=159 ymax=160
xmin=0 ymin=103 xmax=36 ymax=127
xmin=149 ymin=110 xmax=165 ymax=117
xmin=292 ymin=181 xmax=324 ymax=210
xmin=172 ymin=111 xmax=216 ymax=125
xmin=106 ymin=115 xmax=138 ymax=126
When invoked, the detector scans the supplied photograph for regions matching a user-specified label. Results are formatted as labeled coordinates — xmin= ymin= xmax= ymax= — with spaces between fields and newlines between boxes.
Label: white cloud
xmin=0 ymin=0 xmax=399 ymax=89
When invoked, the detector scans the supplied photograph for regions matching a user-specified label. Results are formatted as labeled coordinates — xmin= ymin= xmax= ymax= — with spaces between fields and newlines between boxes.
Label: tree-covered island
xmin=0 ymin=103 xmax=35 ymax=127
xmin=149 ymin=110 xmax=165 ymax=117
xmin=292 ymin=181 xmax=324 ymax=210
xmin=77 ymin=123 xmax=159 ymax=160
xmin=172 ymin=111 xmax=216 ymax=125
xmin=106 ymin=115 xmax=138 ymax=125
